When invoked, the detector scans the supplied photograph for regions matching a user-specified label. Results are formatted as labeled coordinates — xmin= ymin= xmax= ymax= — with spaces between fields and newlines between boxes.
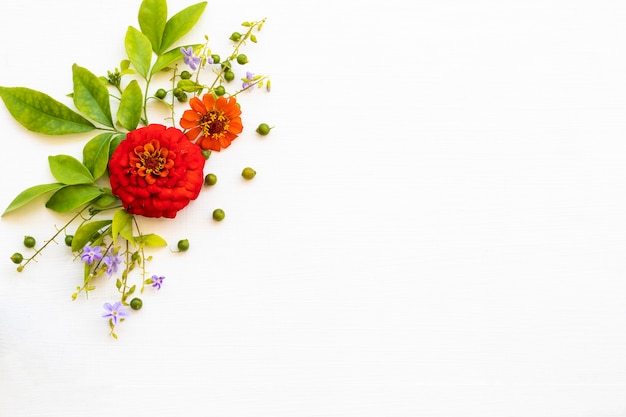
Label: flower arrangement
xmin=0 ymin=0 xmax=272 ymax=338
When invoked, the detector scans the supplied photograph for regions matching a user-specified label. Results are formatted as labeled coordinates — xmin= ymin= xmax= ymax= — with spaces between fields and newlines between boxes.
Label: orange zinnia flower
xmin=180 ymin=94 xmax=243 ymax=151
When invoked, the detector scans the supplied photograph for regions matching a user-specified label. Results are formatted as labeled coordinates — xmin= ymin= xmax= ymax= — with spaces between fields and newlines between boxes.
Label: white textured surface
xmin=1 ymin=0 xmax=626 ymax=416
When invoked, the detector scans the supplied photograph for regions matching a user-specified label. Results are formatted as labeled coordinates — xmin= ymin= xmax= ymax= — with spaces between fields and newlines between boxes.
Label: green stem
xmin=133 ymin=217 xmax=149 ymax=293
xmin=170 ymin=67 xmax=178 ymax=126
xmin=209 ymin=19 xmax=267 ymax=91
xmin=120 ymin=240 xmax=131 ymax=303
xmin=231 ymin=76 xmax=269 ymax=97
xmin=142 ymin=74 xmax=153 ymax=125
xmin=20 ymin=205 xmax=91 ymax=270
xmin=74 ymin=235 xmax=113 ymax=299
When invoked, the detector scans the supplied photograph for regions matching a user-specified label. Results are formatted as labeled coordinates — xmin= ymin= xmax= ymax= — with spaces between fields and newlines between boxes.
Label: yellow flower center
xmin=132 ymin=140 xmax=174 ymax=184
xmin=200 ymin=110 xmax=230 ymax=139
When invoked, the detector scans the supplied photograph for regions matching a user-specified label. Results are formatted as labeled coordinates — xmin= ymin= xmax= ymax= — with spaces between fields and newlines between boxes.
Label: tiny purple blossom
xmin=102 ymin=301 xmax=129 ymax=325
xmin=151 ymin=275 xmax=165 ymax=290
xmin=81 ymin=245 xmax=103 ymax=265
xmin=103 ymin=252 xmax=122 ymax=276
xmin=181 ymin=47 xmax=201 ymax=70
xmin=242 ymin=71 xmax=256 ymax=90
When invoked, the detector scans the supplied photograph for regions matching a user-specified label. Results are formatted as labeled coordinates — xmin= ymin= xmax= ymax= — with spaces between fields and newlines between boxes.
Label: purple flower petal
xmin=102 ymin=301 xmax=128 ymax=325
xmin=151 ymin=275 xmax=165 ymax=290
xmin=81 ymin=245 xmax=103 ymax=265
xmin=103 ymin=252 xmax=122 ymax=276
xmin=181 ymin=47 xmax=201 ymax=70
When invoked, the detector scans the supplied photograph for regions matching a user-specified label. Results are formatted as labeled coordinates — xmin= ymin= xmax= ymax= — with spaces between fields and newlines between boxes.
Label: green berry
xmin=214 ymin=85 xmax=226 ymax=96
xmin=65 ymin=235 xmax=74 ymax=247
xmin=236 ymin=54 xmax=248 ymax=65
xmin=202 ymin=150 xmax=212 ymax=159
xmin=211 ymin=54 xmax=221 ymax=64
xmin=180 ymin=70 xmax=192 ymax=79
xmin=241 ymin=167 xmax=256 ymax=180
xmin=224 ymin=70 xmax=235 ymax=82
xmin=130 ymin=298 xmax=143 ymax=310
xmin=10 ymin=253 xmax=23 ymax=264
xmin=256 ymin=123 xmax=271 ymax=135
xmin=177 ymin=239 xmax=190 ymax=252
xmin=230 ymin=32 xmax=242 ymax=41
xmin=155 ymin=88 xmax=167 ymax=99
xmin=212 ymin=208 xmax=225 ymax=221
xmin=23 ymin=236 xmax=36 ymax=248
xmin=204 ymin=173 xmax=217 ymax=186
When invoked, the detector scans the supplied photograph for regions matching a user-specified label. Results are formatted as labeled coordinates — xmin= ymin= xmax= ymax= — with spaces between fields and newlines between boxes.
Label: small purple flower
xmin=180 ymin=47 xmax=201 ymax=70
xmin=102 ymin=301 xmax=129 ymax=325
xmin=242 ymin=71 xmax=256 ymax=90
xmin=151 ymin=275 xmax=165 ymax=290
xmin=81 ymin=245 xmax=103 ymax=265
xmin=103 ymin=252 xmax=122 ymax=276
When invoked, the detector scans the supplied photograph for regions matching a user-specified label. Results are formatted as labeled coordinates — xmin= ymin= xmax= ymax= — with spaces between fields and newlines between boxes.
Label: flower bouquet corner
xmin=0 ymin=0 xmax=274 ymax=338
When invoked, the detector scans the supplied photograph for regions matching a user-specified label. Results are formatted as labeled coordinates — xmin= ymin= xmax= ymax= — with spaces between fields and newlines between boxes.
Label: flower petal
xmin=108 ymin=124 xmax=205 ymax=218
xmin=202 ymin=94 xmax=216 ymax=110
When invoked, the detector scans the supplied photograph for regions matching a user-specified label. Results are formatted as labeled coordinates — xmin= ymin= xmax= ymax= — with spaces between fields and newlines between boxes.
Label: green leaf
xmin=83 ymin=133 xmax=114 ymax=180
xmin=45 ymin=185 xmax=104 ymax=213
xmin=2 ymin=183 xmax=64 ymax=216
xmin=138 ymin=0 xmax=167 ymax=53
xmin=0 ymin=87 xmax=95 ymax=135
xmin=136 ymin=233 xmax=167 ymax=247
xmin=151 ymin=44 xmax=201 ymax=75
xmin=112 ymin=209 xmax=134 ymax=244
xmin=159 ymin=2 xmax=207 ymax=54
xmin=72 ymin=64 xmax=113 ymax=127
xmin=177 ymin=79 xmax=202 ymax=92
xmin=93 ymin=191 xmax=119 ymax=208
xmin=48 ymin=155 xmax=94 ymax=185
xmin=117 ymin=80 xmax=142 ymax=131
xmin=71 ymin=219 xmax=112 ymax=252
xmin=125 ymin=26 xmax=153 ymax=79
xmin=109 ymin=133 xmax=126 ymax=160
xmin=82 ymin=263 xmax=91 ymax=285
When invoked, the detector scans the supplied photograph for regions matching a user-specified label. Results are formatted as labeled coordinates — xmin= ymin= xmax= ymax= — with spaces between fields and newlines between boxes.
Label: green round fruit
xmin=241 ymin=167 xmax=256 ymax=180
xmin=204 ymin=173 xmax=217 ymax=186
xmin=23 ymin=236 xmax=36 ymax=248
xmin=224 ymin=70 xmax=235 ymax=82
xmin=130 ymin=298 xmax=143 ymax=310
xmin=212 ymin=208 xmax=225 ymax=221
xmin=256 ymin=123 xmax=271 ymax=135
xmin=10 ymin=253 xmax=23 ymax=264
xmin=177 ymin=239 xmax=190 ymax=252
xmin=214 ymin=86 xmax=226 ymax=96
xmin=236 ymin=54 xmax=248 ymax=65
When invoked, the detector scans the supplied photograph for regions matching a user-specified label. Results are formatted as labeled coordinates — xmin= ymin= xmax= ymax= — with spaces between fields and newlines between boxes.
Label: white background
xmin=1 ymin=0 xmax=626 ymax=416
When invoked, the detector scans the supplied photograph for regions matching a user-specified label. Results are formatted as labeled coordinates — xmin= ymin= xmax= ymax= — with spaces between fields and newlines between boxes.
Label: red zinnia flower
xmin=180 ymin=94 xmax=243 ymax=151
xmin=108 ymin=124 xmax=206 ymax=218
